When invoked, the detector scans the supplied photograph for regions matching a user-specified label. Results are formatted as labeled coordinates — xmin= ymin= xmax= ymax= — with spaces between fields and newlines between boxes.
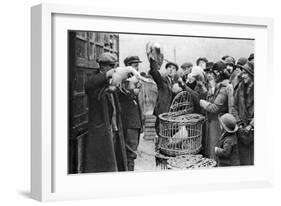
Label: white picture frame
xmin=31 ymin=3 xmax=274 ymax=202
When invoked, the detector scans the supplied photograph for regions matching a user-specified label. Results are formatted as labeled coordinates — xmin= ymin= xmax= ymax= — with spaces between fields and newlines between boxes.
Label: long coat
xmin=233 ymin=81 xmax=254 ymax=165
xmin=118 ymin=91 xmax=143 ymax=130
xmin=83 ymin=71 xmax=128 ymax=173
xmin=215 ymin=132 xmax=240 ymax=166
xmin=149 ymin=59 xmax=174 ymax=118
xmin=149 ymin=59 xmax=174 ymax=135
xmin=201 ymin=79 xmax=236 ymax=159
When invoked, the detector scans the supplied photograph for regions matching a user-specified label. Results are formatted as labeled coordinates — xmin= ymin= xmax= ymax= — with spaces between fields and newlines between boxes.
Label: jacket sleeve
xmin=148 ymin=58 xmax=163 ymax=89
xmin=180 ymin=83 xmax=200 ymax=107
xmin=232 ymin=86 xmax=242 ymax=124
xmin=200 ymin=99 xmax=221 ymax=113
xmin=226 ymin=84 xmax=239 ymax=120
xmin=84 ymin=72 xmax=108 ymax=94
xmin=215 ymin=138 xmax=233 ymax=158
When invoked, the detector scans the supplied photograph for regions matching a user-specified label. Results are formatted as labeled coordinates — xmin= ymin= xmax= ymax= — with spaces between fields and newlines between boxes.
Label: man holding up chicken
xmin=83 ymin=52 xmax=142 ymax=173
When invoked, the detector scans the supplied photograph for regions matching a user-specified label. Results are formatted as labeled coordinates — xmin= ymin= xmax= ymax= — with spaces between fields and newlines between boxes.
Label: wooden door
xmin=68 ymin=31 xmax=119 ymax=174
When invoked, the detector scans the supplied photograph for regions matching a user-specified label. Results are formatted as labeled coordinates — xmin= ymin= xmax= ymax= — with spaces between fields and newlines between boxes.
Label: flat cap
xmin=97 ymin=52 xmax=117 ymax=64
xmin=165 ymin=62 xmax=179 ymax=71
xmin=181 ymin=62 xmax=193 ymax=69
xmin=124 ymin=56 xmax=142 ymax=66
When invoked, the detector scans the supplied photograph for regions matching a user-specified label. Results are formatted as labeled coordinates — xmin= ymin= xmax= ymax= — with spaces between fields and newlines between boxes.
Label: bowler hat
xmin=165 ymin=62 xmax=179 ymax=71
xmin=212 ymin=61 xmax=226 ymax=72
xmin=242 ymin=62 xmax=254 ymax=76
xmin=98 ymin=52 xmax=117 ymax=64
xmin=124 ymin=56 xmax=142 ymax=66
xmin=218 ymin=113 xmax=238 ymax=133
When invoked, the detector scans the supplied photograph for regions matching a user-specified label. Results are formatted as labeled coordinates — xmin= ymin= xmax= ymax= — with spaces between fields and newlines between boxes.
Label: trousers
xmin=124 ymin=128 xmax=140 ymax=171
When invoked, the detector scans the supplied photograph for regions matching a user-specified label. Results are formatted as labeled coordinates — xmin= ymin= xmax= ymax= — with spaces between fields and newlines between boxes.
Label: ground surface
xmin=135 ymin=134 xmax=160 ymax=171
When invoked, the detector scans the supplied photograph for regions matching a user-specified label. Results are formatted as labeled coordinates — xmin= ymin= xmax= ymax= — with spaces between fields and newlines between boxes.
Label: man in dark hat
xmin=118 ymin=55 xmax=144 ymax=171
xmin=196 ymin=57 xmax=208 ymax=71
xmin=149 ymin=59 xmax=179 ymax=135
xmin=124 ymin=56 xmax=142 ymax=71
xmin=224 ymin=56 xmax=236 ymax=76
xmin=230 ymin=57 xmax=248 ymax=89
xmin=83 ymin=52 xmax=133 ymax=173
xmin=179 ymin=62 xmax=193 ymax=83
xmin=233 ymin=62 xmax=254 ymax=165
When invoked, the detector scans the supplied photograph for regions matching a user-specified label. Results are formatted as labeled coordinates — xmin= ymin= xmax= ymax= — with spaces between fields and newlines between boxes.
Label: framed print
xmin=31 ymin=3 xmax=274 ymax=201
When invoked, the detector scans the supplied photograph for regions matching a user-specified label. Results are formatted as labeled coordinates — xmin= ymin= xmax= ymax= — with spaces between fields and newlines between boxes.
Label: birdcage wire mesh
xmin=169 ymin=91 xmax=194 ymax=115
xmin=157 ymin=91 xmax=205 ymax=156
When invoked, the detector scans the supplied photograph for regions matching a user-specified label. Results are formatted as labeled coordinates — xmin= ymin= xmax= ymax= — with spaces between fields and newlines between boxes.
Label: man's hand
xmin=245 ymin=125 xmax=252 ymax=132
xmin=214 ymin=146 xmax=220 ymax=154
xmin=146 ymin=42 xmax=164 ymax=68
xmin=111 ymin=66 xmax=137 ymax=86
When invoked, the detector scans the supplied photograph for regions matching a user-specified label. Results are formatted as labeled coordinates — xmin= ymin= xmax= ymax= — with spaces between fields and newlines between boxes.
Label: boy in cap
xmin=215 ymin=113 xmax=240 ymax=167
xmin=118 ymin=55 xmax=143 ymax=171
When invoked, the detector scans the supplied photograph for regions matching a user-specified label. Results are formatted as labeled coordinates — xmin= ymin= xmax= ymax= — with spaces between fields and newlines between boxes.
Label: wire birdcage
xmin=169 ymin=91 xmax=194 ymax=116
xmin=158 ymin=91 xmax=205 ymax=156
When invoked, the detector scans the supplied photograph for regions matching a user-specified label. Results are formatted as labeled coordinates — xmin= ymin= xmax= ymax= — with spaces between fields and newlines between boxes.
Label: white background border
xmin=1 ymin=0 xmax=281 ymax=205
xmin=31 ymin=2 xmax=272 ymax=203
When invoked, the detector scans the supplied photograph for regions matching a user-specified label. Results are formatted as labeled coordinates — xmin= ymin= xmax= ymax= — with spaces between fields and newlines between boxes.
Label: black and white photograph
xmin=68 ymin=31 xmax=254 ymax=174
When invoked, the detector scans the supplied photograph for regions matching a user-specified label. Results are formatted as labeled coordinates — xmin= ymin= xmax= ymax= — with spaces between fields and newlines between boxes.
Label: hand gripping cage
xmin=158 ymin=91 xmax=205 ymax=156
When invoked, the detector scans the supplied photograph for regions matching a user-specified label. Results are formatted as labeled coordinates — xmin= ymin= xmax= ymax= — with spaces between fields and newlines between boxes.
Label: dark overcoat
xmin=233 ymin=81 xmax=254 ymax=165
xmin=118 ymin=91 xmax=143 ymax=130
xmin=148 ymin=59 xmax=174 ymax=117
xmin=215 ymin=132 xmax=240 ymax=167
xmin=83 ymin=71 xmax=128 ymax=173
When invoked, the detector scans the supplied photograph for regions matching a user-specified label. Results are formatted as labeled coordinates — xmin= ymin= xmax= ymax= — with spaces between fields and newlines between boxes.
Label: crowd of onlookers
xmin=81 ymin=47 xmax=254 ymax=173
xmin=147 ymin=53 xmax=254 ymax=167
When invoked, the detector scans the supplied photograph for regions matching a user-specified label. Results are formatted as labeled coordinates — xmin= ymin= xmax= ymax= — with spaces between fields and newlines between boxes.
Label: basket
xmin=158 ymin=113 xmax=205 ymax=156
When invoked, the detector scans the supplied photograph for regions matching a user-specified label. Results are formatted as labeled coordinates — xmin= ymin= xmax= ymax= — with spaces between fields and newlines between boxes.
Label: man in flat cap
xmin=124 ymin=56 xmax=142 ymax=71
xmin=117 ymin=55 xmax=144 ymax=171
xmin=83 ymin=52 xmax=134 ymax=173
xmin=149 ymin=58 xmax=179 ymax=135
xmin=180 ymin=62 xmax=193 ymax=82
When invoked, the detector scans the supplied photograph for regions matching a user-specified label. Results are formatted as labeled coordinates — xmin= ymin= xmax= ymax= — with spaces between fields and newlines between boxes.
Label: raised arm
xmin=84 ymin=72 xmax=108 ymax=94
xmin=148 ymin=58 xmax=163 ymax=88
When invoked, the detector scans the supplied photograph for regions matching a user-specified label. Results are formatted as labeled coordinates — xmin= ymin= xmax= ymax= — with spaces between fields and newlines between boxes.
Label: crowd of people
xmin=82 ymin=45 xmax=254 ymax=173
